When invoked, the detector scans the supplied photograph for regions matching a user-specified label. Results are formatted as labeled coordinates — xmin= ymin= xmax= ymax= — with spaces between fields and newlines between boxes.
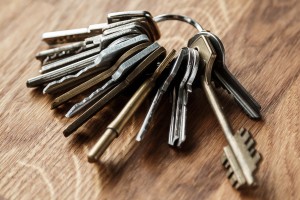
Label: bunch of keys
xmin=26 ymin=11 xmax=262 ymax=190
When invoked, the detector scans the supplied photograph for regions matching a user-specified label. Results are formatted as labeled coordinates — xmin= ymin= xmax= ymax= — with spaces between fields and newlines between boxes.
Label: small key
xmin=188 ymin=32 xmax=261 ymax=119
xmin=189 ymin=35 xmax=261 ymax=189
xmin=43 ymin=11 xmax=159 ymax=45
xmin=65 ymin=42 xmax=160 ymax=118
xmin=169 ymin=48 xmax=193 ymax=147
xmin=40 ymin=28 xmax=142 ymax=73
xmin=88 ymin=50 xmax=174 ymax=162
xmin=51 ymin=42 xmax=151 ymax=108
xmin=27 ymin=34 xmax=149 ymax=88
xmin=63 ymin=45 xmax=166 ymax=137
xmin=37 ymin=30 xmax=137 ymax=68
xmin=107 ymin=10 xmax=160 ymax=41
xmin=136 ymin=48 xmax=187 ymax=141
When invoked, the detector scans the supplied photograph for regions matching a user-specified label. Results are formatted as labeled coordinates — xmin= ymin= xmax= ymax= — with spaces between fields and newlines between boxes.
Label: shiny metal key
xmin=37 ymin=31 xmax=137 ymax=67
xmin=27 ymin=34 xmax=149 ymax=88
xmin=43 ymin=11 xmax=158 ymax=45
xmin=136 ymin=48 xmax=186 ymax=141
xmin=107 ymin=10 xmax=160 ymax=41
xmin=88 ymin=50 xmax=174 ymax=162
xmin=63 ymin=46 xmax=166 ymax=137
xmin=51 ymin=42 xmax=151 ymax=108
xmin=65 ymin=42 xmax=160 ymax=117
xmin=188 ymin=32 xmax=261 ymax=119
xmin=40 ymin=28 xmax=142 ymax=73
xmin=190 ymin=35 xmax=261 ymax=189
xmin=169 ymin=48 xmax=193 ymax=147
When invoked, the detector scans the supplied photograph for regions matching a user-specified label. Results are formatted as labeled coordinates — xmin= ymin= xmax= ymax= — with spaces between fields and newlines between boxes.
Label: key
xmin=40 ymin=28 xmax=142 ymax=73
xmin=190 ymin=35 xmax=261 ymax=189
xmin=136 ymin=48 xmax=187 ymax=141
xmin=37 ymin=31 xmax=137 ymax=67
xmin=27 ymin=34 xmax=150 ymax=88
xmin=63 ymin=46 xmax=166 ymax=137
xmin=42 ymin=34 xmax=145 ymax=94
xmin=65 ymin=42 xmax=160 ymax=118
xmin=103 ymin=21 xmax=154 ymax=42
xmin=43 ymin=11 xmax=159 ymax=45
xmin=188 ymin=32 xmax=261 ymax=119
xmin=107 ymin=10 xmax=160 ymax=41
xmin=169 ymin=48 xmax=194 ymax=147
xmin=50 ymin=43 xmax=151 ymax=108
xmin=88 ymin=50 xmax=175 ymax=162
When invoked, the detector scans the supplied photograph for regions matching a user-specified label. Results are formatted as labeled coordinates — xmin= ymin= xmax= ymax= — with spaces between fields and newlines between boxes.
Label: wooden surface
xmin=0 ymin=0 xmax=299 ymax=199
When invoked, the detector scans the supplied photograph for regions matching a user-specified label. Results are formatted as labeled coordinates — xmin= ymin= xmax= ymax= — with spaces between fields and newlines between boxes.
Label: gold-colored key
xmin=51 ymin=42 xmax=151 ymax=109
xmin=63 ymin=46 xmax=166 ymax=137
xmin=88 ymin=50 xmax=176 ymax=162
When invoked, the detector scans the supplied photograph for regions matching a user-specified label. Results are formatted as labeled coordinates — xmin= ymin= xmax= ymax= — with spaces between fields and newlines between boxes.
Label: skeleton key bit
xmin=88 ymin=50 xmax=174 ymax=162
xmin=188 ymin=32 xmax=261 ymax=119
xmin=63 ymin=46 xmax=166 ymax=137
xmin=136 ymin=48 xmax=186 ymax=141
xmin=189 ymin=35 xmax=261 ymax=189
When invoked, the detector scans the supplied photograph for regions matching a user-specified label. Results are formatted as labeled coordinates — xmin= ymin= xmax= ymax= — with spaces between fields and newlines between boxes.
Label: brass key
xmin=189 ymin=35 xmax=261 ymax=189
xmin=88 ymin=50 xmax=175 ymax=162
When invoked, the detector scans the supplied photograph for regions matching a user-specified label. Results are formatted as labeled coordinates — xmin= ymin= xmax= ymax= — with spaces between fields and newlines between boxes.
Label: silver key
xmin=27 ymin=34 xmax=149 ymax=88
xmin=136 ymin=48 xmax=186 ymax=141
xmin=40 ymin=28 xmax=141 ymax=73
xmin=65 ymin=41 xmax=159 ymax=117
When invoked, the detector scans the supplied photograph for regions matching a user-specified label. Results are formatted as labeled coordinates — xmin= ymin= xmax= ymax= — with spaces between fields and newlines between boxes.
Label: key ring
xmin=153 ymin=14 xmax=204 ymax=32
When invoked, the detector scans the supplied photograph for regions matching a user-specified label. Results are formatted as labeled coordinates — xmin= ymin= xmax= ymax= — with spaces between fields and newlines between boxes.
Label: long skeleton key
xmin=51 ymin=42 xmax=151 ymax=108
xmin=63 ymin=46 xmax=166 ymax=137
xmin=27 ymin=34 xmax=149 ymax=88
xmin=188 ymin=32 xmax=261 ymax=119
xmin=40 ymin=28 xmax=142 ymax=73
xmin=88 ymin=50 xmax=174 ymax=162
xmin=190 ymin=35 xmax=261 ymax=189
xmin=65 ymin=42 xmax=160 ymax=118
xmin=136 ymin=49 xmax=186 ymax=141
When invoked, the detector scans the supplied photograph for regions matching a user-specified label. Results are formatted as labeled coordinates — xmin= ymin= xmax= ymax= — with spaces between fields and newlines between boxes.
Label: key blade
xmin=214 ymin=68 xmax=261 ymax=119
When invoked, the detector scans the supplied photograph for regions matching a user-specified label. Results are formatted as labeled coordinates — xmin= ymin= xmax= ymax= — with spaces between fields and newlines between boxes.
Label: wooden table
xmin=0 ymin=0 xmax=299 ymax=199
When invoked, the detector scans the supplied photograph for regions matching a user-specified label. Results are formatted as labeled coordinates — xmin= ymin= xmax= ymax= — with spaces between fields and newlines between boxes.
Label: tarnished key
xmin=188 ymin=32 xmax=261 ymax=119
xmin=65 ymin=42 xmax=160 ymax=118
xmin=190 ymin=35 xmax=261 ymax=189
xmin=169 ymin=48 xmax=193 ymax=147
xmin=88 ymin=50 xmax=175 ymax=162
xmin=136 ymin=49 xmax=186 ymax=141
xmin=50 ymin=42 xmax=151 ymax=107
xmin=40 ymin=28 xmax=142 ymax=73
xmin=27 ymin=34 xmax=149 ymax=88
xmin=43 ymin=10 xmax=159 ymax=45
xmin=63 ymin=46 xmax=166 ymax=137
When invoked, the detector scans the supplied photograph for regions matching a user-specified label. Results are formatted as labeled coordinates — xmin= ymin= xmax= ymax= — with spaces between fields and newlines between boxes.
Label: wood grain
xmin=0 ymin=0 xmax=299 ymax=199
